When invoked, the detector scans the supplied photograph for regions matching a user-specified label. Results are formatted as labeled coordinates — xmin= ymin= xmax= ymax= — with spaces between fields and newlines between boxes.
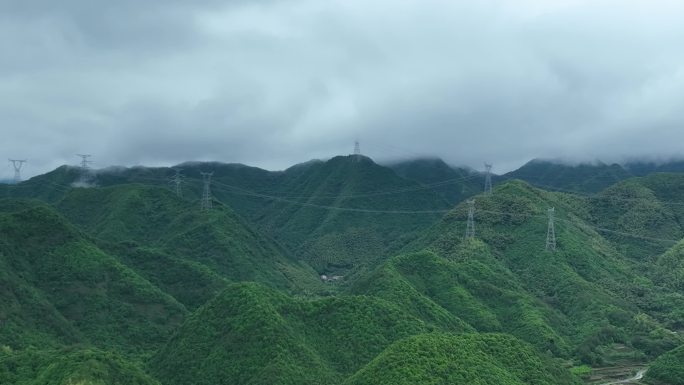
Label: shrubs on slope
xmin=149 ymin=282 xmax=435 ymax=385
xmin=0 ymin=346 xmax=160 ymax=385
xmin=344 ymin=333 xmax=581 ymax=385
xmin=645 ymin=344 xmax=684 ymax=385
xmin=0 ymin=200 xmax=186 ymax=352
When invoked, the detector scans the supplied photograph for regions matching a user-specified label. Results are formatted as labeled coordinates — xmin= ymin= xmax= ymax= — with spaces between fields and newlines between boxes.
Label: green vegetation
xmin=504 ymin=159 xmax=632 ymax=193
xmin=0 ymin=200 xmax=185 ymax=352
xmin=388 ymin=157 xmax=482 ymax=203
xmin=216 ymin=156 xmax=450 ymax=277
xmin=352 ymin=249 xmax=572 ymax=355
xmin=345 ymin=333 xmax=580 ymax=385
xmin=149 ymin=282 xmax=435 ymax=385
xmin=54 ymin=184 xmax=326 ymax=304
xmin=569 ymin=365 xmax=592 ymax=377
xmin=645 ymin=344 xmax=684 ymax=385
xmin=4 ymin=157 xmax=684 ymax=383
xmin=0 ymin=346 xmax=160 ymax=385
xmin=380 ymin=180 xmax=684 ymax=364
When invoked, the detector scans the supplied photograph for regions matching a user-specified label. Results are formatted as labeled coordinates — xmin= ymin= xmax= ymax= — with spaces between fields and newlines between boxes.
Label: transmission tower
xmin=464 ymin=199 xmax=476 ymax=239
xmin=200 ymin=171 xmax=213 ymax=210
xmin=170 ymin=168 xmax=184 ymax=198
xmin=8 ymin=159 xmax=27 ymax=183
xmin=546 ymin=207 xmax=556 ymax=252
xmin=354 ymin=140 xmax=361 ymax=161
xmin=484 ymin=163 xmax=493 ymax=195
xmin=76 ymin=154 xmax=93 ymax=182
xmin=77 ymin=154 xmax=92 ymax=170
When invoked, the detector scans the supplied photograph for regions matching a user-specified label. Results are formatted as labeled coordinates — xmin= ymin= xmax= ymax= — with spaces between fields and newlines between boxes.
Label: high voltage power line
xmin=7 ymin=171 xmax=684 ymax=214
xmin=524 ymin=181 xmax=684 ymax=207
xmin=206 ymin=180 xmax=681 ymax=244
xmin=207 ymin=181 xmax=682 ymax=245
xmin=39 ymin=171 xmax=684 ymax=220
xmin=3 ymin=171 xmax=683 ymax=245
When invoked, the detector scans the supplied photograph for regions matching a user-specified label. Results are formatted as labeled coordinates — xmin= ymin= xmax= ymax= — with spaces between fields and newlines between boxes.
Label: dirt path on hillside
xmin=600 ymin=368 xmax=647 ymax=384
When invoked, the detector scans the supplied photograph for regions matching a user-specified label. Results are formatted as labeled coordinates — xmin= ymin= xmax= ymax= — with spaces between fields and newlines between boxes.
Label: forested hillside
xmin=2 ymin=156 xmax=684 ymax=384
xmin=388 ymin=157 xmax=483 ymax=203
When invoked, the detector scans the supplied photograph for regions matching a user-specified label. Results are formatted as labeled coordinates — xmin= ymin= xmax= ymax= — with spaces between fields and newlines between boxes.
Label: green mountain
xmin=645 ymin=344 xmax=684 ymax=385
xmin=351 ymin=250 xmax=572 ymax=356
xmin=208 ymin=156 xmax=451 ymax=277
xmin=345 ymin=333 xmax=580 ymax=385
xmin=0 ymin=346 xmax=160 ymax=385
xmin=504 ymin=159 xmax=632 ymax=193
xmin=5 ymin=157 xmax=684 ymax=384
xmin=350 ymin=180 xmax=683 ymax=364
xmin=149 ymin=282 xmax=441 ymax=385
xmin=53 ymin=184 xmax=324 ymax=306
xmin=1 ymin=166 xmax=83 ymax=203
xmin=0 ymin=199 xmax=186 ymax=352
xmin=4 ymin=157 xmax=450 ymax=281
xmin=624 ymin=159 xmax=684 ymax=176
xmin=387 ymin=157 xmax=483 ymax=203
xmin=587 ymin=173 xmax=684 ymax=260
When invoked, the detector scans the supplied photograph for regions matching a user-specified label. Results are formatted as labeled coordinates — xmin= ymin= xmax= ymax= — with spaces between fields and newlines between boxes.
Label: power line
xmin=191 ymin=177 xmax=684 ymax=241
xmin=477 ymin=207 xmax=679 ymax=244
xmin=91 ymin=174 xmax=684 ymax=242
xmin=226 ymin=180 xmax=684 ymax=244
xmin=209 ymin=179 xmax=682 ymax=245
xmin=208 ymin=180 xmax=453 ymax=214
xmin=25 ymin=171 xmax=679 ymax=245
xmin=207 ymin=173 xmax=482 ymax=200
xmin=3 ymin=171 xmax=675 ymax=247
xmin=523 ymin=181 xmax=684 ymax=207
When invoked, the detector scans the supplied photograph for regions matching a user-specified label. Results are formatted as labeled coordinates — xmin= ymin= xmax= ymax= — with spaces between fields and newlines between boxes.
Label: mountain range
xmin=2 ymin=155 xmax=684 ymax=384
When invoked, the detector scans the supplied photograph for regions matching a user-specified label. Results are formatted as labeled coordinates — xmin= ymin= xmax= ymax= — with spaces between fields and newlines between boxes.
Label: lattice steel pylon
xmin=465 ymin=199 xmax=476 ymax=239
xmin=76 ymin=154 xmax=93 ymax=183
xmin=546 ymin=207 xmax=556 ymax=251
xmin=170 ymin=168 xmax=184 ymax=198
xmin=484 ymin=163 xmax=493 ymax=195
xmin=200 ymin=171 xmax=213 ymax=210
xmin=8 ymin=159 xmax=27 ymax=183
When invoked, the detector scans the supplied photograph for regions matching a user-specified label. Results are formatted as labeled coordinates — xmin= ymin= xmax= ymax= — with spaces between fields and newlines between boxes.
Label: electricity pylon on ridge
xmin=484 ymin=163 xmax=493 ymax=195
xmin=77 ymin=154 xmax=92 ymax=170
xmin=546 ymin=207 xmax=556 ymax=252
xmin=8 ymin=159 xmax=27 ymax=183
xmin=465 ymin=199 xmax=476 ymax=239
xmin=200 ymin=171 xmax=213 ymax=210
xmin=170 ymin=168 xmax=184 ymax=198
xmin=354 ymin=140 xmax=361 ymax=162
xmin=76 ymin=154 xmax=93 ymax=183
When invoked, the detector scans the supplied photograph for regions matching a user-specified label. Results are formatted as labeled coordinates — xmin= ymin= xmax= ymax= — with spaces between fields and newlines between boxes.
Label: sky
xmin=2 ymin=0 xmax=684 ymax=179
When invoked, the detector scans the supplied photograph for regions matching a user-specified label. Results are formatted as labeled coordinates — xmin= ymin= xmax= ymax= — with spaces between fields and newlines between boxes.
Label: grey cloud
xmin=2 ymin=0 xmax=684 ymax=179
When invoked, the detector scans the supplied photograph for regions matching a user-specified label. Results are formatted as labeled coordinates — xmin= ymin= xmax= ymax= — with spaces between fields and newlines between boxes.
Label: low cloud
xmin=2 ymin=0 xmax=684 ymax=178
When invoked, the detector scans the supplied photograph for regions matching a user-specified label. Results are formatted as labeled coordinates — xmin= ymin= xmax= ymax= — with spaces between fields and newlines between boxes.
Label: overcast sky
xmin=2 ymin=0 xmax=684 ymax=179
